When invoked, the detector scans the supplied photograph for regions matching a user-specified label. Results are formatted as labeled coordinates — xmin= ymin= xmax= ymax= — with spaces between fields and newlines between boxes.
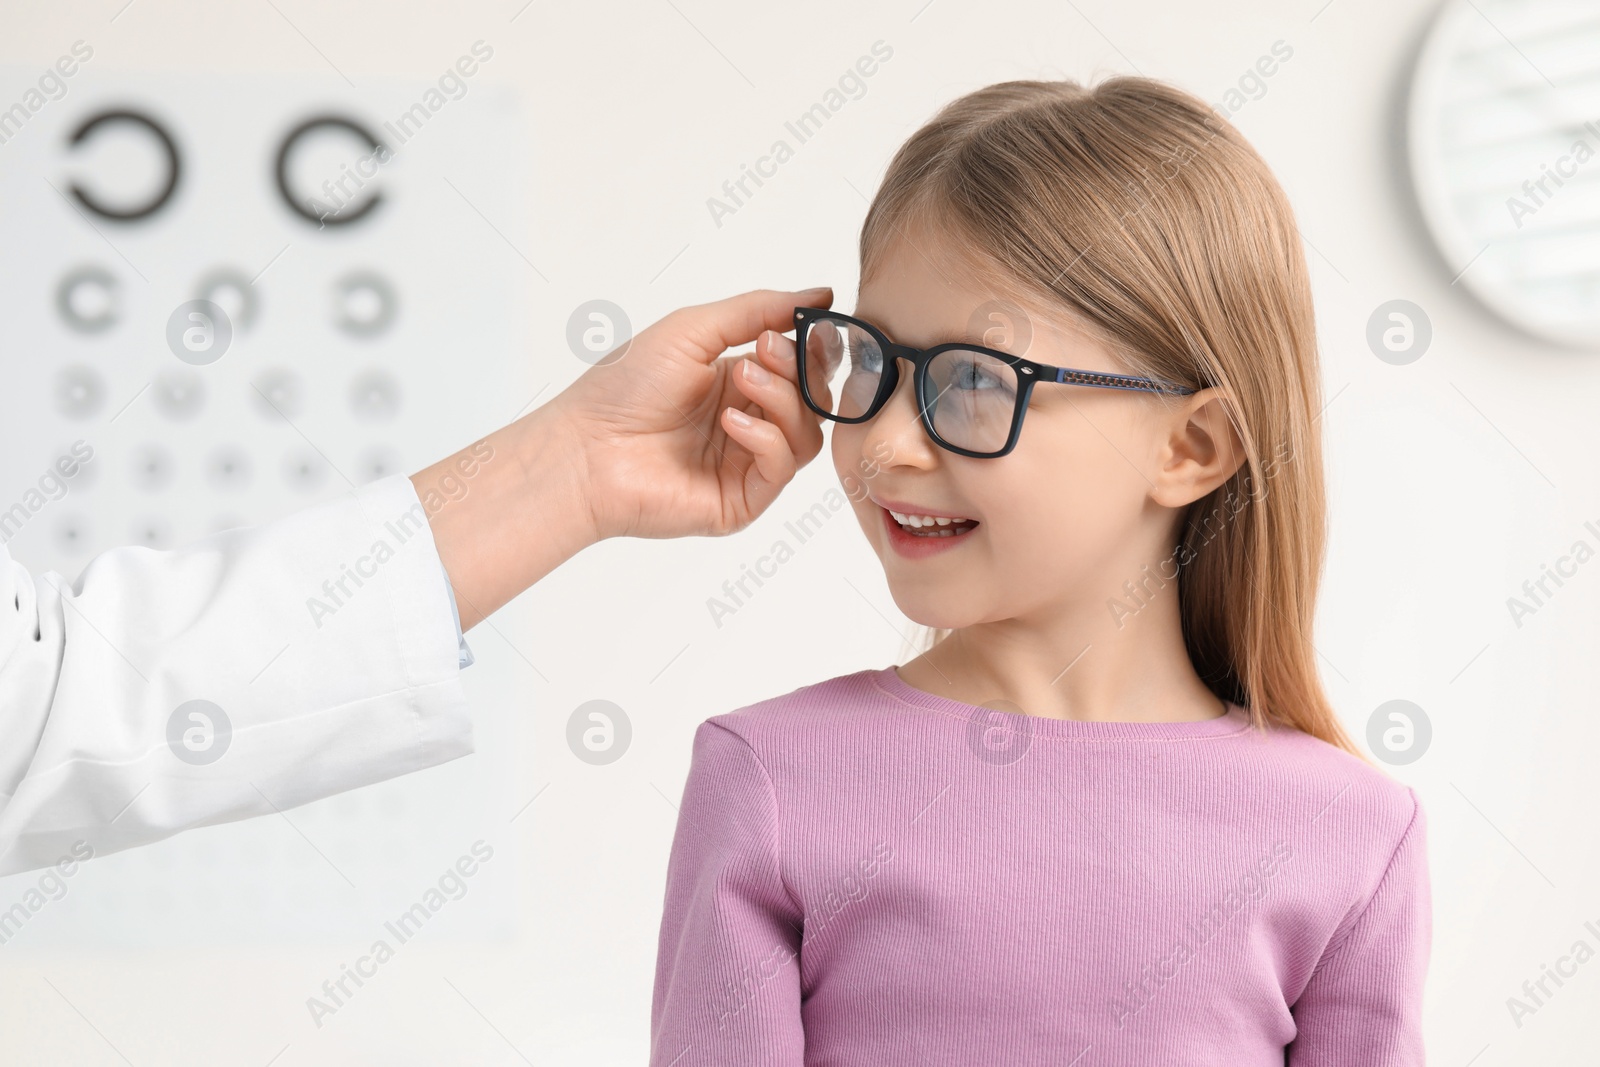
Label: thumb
xmin=672 ymin=287 xmax=833 ymax=365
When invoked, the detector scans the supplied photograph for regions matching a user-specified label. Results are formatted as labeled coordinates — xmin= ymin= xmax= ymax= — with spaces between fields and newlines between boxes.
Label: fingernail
xmin=802 ymin=285 xmax=832 ymax=294
xmin=727 ymin=408 xmax=754 ymax=428
xmin=743 ymin=359 xmax=771 ymax=384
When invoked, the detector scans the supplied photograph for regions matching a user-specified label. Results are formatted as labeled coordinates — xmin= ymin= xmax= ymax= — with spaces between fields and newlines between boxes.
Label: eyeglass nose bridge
xmin=865 ymin=340 xmax=930 ymax=421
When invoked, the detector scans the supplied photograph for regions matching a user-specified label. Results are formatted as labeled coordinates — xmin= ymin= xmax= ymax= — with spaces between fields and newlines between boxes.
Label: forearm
xmin=411 ymin=402 xmax=598 ymax=631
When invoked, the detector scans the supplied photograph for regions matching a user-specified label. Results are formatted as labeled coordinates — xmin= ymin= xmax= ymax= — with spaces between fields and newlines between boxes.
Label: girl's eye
xmin=849 ymin=341 xmax=882 ymax=373
xmin=953 ymin=356 xmax=1000 ymax=389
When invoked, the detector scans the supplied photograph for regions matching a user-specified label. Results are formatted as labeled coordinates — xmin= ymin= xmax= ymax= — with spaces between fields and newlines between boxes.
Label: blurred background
xmin=1 ymin=0 xmax=1598 ymax=1062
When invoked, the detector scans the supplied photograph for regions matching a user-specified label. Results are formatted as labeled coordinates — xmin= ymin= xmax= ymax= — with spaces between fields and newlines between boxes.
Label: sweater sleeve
xmin=651 ymin=720 xmax=805 ymax=1066
xmin=1288 ymin=788 xmax=1430 ymax=1066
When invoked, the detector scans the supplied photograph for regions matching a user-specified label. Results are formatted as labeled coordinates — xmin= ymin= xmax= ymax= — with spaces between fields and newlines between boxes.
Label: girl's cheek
xmin=830 ymin=425 xmax=850 ymax=484
xmin=832 ymin=425 xmax=868 ymax=486
xmin=834 ymin=428 xmax=885 ymax=520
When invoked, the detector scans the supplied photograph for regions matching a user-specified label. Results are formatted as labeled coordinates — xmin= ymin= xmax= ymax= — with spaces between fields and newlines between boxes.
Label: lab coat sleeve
xmin=0 ymin=472 xmax=475 ymax=876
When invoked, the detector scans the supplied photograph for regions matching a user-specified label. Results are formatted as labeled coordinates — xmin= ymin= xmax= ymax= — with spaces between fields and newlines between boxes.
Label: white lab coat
xmin=0 ymin=473 xmax=475 ymax=876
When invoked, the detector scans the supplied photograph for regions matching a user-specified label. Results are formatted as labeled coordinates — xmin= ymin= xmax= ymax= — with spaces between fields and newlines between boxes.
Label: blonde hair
xmin=863 ymin=76 xmax=1362 ymax=758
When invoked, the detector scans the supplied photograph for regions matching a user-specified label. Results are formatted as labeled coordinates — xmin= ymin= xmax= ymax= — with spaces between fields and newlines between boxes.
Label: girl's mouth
xmin=878 ymin=505 xmax=980 ymax=558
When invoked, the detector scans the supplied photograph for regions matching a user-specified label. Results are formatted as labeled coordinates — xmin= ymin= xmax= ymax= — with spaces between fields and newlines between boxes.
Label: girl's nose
xmin=861 ymin=361 xmax=938 ymax=467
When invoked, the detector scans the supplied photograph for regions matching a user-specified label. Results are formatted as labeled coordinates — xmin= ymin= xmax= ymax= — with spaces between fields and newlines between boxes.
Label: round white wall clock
xmin=1408 ymin=0 xmax=1600 ymax=348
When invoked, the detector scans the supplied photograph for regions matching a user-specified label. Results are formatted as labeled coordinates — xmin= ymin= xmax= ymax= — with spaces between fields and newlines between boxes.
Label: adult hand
xmin=553 ymin=286 xmax=836 ymax=542
xmin=413 ymin=286 xmax=835 ymax=631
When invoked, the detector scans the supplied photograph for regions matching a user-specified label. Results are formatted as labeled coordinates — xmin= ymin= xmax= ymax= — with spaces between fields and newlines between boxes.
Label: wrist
xmin=505 ymin=398 xmax=604 ymax=551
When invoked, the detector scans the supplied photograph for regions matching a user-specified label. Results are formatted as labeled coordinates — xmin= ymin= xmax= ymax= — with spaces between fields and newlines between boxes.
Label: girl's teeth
xmin=888 ymin=508 xmax=978 ymax=537
xmin=889 ymin=510 xmax=969 ymax=527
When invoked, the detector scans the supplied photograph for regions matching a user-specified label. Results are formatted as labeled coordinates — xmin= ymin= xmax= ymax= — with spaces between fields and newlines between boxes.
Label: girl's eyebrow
xmin=850 ymin=308 xmax=895 ymax=342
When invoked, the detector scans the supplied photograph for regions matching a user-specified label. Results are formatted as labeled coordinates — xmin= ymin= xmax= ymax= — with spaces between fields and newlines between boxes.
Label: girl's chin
xmin=881 ymin=591 xmax=971 ymax=632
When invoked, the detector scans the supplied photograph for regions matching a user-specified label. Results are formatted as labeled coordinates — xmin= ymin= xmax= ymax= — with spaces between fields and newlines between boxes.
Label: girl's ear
xmin=1150 ymin=387 xmax=1247 ymax=509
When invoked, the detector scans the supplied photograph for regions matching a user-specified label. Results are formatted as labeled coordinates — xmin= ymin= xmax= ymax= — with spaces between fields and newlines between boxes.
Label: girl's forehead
xmin=850 ymin=292 xmax=1088 ymax=358
xmin=858 ymin=226 xmax=1108 ymax=355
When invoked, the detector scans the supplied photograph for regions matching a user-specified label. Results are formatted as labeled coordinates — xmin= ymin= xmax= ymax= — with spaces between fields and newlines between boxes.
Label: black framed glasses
xmin=793 ymin=306 xmax=1197 ymax=459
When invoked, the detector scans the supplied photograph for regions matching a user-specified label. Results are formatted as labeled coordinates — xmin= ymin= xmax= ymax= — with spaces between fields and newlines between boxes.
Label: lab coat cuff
xmin=439 ymin=558 xmax=476 ymax=669
xmin=352 ymin=473 xmax=476 ymax=685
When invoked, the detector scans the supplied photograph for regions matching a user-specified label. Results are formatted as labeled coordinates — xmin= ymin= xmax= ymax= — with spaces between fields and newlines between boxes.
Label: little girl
xmin=651 ymin=76 xmax=1427 ymax=1065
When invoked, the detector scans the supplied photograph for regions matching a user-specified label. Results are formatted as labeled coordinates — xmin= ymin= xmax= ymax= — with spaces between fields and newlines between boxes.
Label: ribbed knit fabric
xmin=650 ymin=666 xmax=1429 ymax=1066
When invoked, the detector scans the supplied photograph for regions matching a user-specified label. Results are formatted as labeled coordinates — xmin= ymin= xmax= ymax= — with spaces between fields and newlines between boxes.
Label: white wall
xmin=1 ymin=0 xmax=1596 ymax=1063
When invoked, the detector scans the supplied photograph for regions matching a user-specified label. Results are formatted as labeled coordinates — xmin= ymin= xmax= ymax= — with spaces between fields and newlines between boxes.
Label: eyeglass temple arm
xmin=1050 ymin=366 xmax=1196 ymax=396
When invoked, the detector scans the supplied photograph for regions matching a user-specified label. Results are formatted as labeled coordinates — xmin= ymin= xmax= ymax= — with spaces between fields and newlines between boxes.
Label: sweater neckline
xmin=871 ymin=665 xmax=1251 ymax=741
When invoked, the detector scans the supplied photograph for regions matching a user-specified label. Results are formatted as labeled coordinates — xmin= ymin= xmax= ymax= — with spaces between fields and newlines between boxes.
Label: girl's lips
xmin=879 ymin=504 xmax=980 ymax=560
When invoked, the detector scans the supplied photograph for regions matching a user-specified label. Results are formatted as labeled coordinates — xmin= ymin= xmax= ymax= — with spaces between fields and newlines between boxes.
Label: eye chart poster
xmin=0 ymin=56 xmax=530 ymax=947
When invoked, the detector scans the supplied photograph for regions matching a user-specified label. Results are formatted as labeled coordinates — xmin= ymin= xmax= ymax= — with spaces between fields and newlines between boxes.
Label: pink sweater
xmin=651 ymin=666 xmax=1429 ymax=1065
